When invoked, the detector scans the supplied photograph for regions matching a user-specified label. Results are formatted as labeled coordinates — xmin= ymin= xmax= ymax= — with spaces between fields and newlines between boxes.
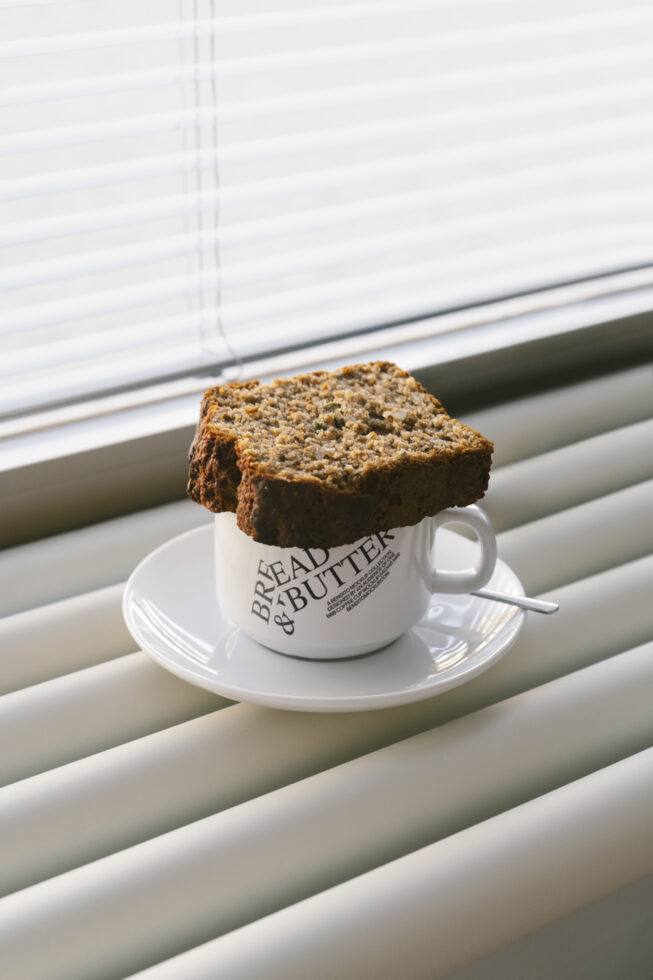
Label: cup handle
xmin=428 ymin=505 xmax=497 ymax=594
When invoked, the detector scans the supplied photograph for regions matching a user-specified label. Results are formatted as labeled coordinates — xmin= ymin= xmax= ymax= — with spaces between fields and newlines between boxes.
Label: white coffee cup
xmin=214 ymin=505 xmax=497 ymax=659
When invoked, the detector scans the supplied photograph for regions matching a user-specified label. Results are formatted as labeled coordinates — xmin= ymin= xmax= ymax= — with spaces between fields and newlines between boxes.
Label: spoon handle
xmin=472 ymin=588 xmax=559 ymax=614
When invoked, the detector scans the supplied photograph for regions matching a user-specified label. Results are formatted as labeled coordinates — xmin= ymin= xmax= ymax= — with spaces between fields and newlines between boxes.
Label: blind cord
xmin=192 ymin=0 xmax=242 ymax=382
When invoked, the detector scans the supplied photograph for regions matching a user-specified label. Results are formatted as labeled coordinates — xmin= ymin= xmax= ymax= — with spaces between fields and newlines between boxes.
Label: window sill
xmin=1 ymin=280 xmax=651 ymax=549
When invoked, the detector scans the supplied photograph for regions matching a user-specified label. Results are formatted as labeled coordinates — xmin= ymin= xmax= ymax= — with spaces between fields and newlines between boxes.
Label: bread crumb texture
xmin=205 ymin=362 xmax=483 ymax=487
xmin=188 ymin=361 xmax=493 ymax=546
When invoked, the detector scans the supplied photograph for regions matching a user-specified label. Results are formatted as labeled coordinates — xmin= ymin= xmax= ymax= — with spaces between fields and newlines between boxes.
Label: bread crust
xmin=187 ymin=363 xmax=493 ymax=547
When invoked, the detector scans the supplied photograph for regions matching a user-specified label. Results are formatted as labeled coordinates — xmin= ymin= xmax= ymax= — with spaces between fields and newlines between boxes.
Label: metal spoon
xmin=472 ymin=587 xmax=559 ymax=614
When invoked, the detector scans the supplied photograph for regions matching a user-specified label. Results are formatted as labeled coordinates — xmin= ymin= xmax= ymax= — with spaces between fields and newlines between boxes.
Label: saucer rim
xmin=123 ymin=525 xmax=526 ymax=712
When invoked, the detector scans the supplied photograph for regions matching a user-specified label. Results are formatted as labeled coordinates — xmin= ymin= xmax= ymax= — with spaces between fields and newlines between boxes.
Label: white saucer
xmin=123 ymin=526 xmax=526 ymax=713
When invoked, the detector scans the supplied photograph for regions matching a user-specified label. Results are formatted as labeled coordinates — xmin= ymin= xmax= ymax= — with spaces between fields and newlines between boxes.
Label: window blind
xmin=2 ymin=0 xmax=653 ymax=418
xmin=0 ymin=364 xmax=652 ymax=978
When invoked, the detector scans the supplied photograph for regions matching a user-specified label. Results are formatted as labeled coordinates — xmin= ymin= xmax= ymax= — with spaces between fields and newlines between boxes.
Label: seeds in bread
xmin=188 ymin=361 xmax=493 ymax=547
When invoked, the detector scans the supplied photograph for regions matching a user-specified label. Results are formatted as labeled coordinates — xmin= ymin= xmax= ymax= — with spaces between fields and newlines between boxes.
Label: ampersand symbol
xmin=273 ymin=612 xmax=295 ymax=635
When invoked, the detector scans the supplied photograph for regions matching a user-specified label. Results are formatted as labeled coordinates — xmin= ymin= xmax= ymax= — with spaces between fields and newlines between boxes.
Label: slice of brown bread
xmin=188 ymin=361 xmax=493 ymax=547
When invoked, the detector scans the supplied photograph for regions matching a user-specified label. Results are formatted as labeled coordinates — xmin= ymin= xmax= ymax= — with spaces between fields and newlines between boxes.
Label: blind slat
xmin=1 ymin=602 xmax=650 ymax=898
xmin=4 ymin=38 xmax=653 ymax=111
xmin=3 ymin=5 xmax=653 ymax=61
xmin=4 ymin=92 xmax=653 ymax=200
xmin=466 ymin=365 xmax=653 ymax=467
xmin=154 ymin=748 xmax=653 ymax=980
xmin=7 ymin=75 xmax=653 ymax=157
xmin=0 ymin=695 xmax=457 ymax=897
xmin=1 ymin=645 xmax=652 ymax=980
xmin=0 ymin=311 xmax=215 ymax=377
xmin=4 ymin=1 xmax=653 ymax=416
xmin=0 ymin=583 xmax=133 ymax=696
xmin=3 ymin=273 xmax=653 ymax=423
xmin=484 ymin=418 xmax=653 ymax=533
xmin=4 ymin=182 xmax=653 ymax=296
xmin=4 ymin=229 xmax=652 ymax=346
xmin=0 ymin=501 xmax=209 ymax=619
xmin=1 ymin=256 xmax=649 ymax=417
xmin=497 ymin=479 xmax=653 ymax=595
xmin=0 ymin=0 xmax=475 ymax=59
xmin=1 ymin=363 xmax=651 ymax=976
xmin=0 ymin=652 xmax=224 ymax=788
xmin=2 ymin=528 xmax=651 ymax=792
xmin=5 ymin=132 xmax=653 ymax=248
